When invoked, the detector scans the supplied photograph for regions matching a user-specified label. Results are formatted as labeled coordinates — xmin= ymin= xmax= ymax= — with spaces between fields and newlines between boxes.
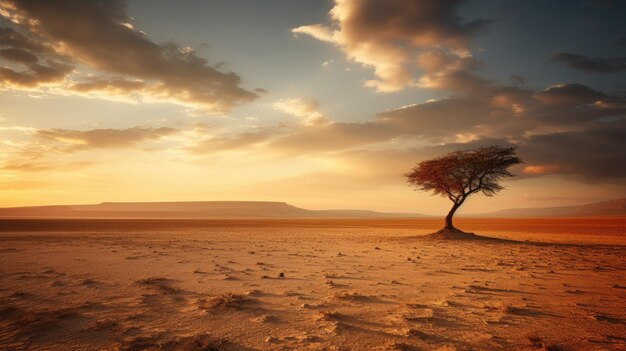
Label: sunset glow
xmin=1 ymin=0 xmax=624 ymax=214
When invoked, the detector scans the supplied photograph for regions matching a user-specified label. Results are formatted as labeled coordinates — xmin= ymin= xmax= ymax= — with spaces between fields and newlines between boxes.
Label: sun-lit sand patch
xmin=0 ymin=218 xmax=625 ymax=350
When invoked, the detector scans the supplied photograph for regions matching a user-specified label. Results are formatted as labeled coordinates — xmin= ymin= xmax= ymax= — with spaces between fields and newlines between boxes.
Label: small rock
xmin=264 ymin=336 xmax=279 ymax=343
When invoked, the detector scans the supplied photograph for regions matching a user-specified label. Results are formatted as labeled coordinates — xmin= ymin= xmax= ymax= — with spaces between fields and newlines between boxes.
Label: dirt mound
xmin=421 ymin=228 xmax=512 ymax=242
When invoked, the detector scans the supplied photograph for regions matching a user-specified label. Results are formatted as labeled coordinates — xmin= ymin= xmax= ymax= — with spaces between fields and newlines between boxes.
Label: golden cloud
xmin=272 ymin=98 xmax=331 ymax=127
xmin=1 ymin=126 xmax=179 ymax=172
xmin=293 ymin=0 xmax=490 ymax=92
xmin=35 ymin=127 xmax=179 ymax=151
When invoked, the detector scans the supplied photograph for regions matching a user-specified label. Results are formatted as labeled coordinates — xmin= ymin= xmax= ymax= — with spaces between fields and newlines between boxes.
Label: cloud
xmin=377 ymin=97 xmax=495 ymax=139
xmin=186 ymin=129 xmax=276 ymax=154
xmin=292 ymin=0 xmax=490 ymax=92
xmin=529 ymin=84 xmax=626 ymax=127
xmin=3 ymin=81 xmax=624 ymax=185
xmin=328 ymin=138 xmax=515 ymax=182
xmin=247 ymin=138 xmax=517 ymax=200
xmin=0 ymin=0 xmax=259 ymax=112
xmin=185 ymin=84 xmax=626 ymax=184
xmin=1 ymin=125 xmax=180 ymax=173
xmin=0 ymin=47 xmax=38 ymax=64
xmin=552 ymin=52 xmax=626 ymax=74
xmin=292 ymin=24 xmax=334 ymax=43
xmin=519 ymin=121 xmax=626 ymax=180
xmin=184 ymin=98 xmax=399 ymax=155
xmin=2 ymin=161 xmax=93 ymax=172
xmin=35 ymin=127 xmax=178 ymax=152
xmin=289 ymin=0 xmax=625 ymax=178
xmin=70 ymin=77 xmax=147 ymax=95
xmin=509 ymin=74 xmax=525 ymax=85
xmin=534 ymin=83 xmax=606 ymax=105
xmin=0 ymin=27 xmax=74 ymax=87
xmin=375 ymin=82 xmax=626 ymax=141
xmin=263 ymin=97 xmax=402 ymax=153
xmin=0 ymin=27 xmax=52 ymax=55
xmin=304 ymin=119 xmax=626 ymax=186
xmin=272 ymin=98 xmax=331 ymax=126
xmin=186 ymin=120 xmax=399 ymax=156
xmin=267 ymin=122 xmax=400 ymax=154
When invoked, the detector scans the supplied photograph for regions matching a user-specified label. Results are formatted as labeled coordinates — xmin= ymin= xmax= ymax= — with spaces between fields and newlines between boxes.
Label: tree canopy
xmin=405 ymin=146 xmax=522 ymax=231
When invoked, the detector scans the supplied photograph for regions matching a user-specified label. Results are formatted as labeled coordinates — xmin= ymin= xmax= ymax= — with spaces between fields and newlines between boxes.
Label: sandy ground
xmin=0 ymin=218 xmax=625 ymax=351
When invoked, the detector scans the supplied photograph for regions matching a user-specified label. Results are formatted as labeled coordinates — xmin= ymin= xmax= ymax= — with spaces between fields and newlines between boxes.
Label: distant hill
xmin=478 ymin=198 xmax=626 ymax=217
xmin=0 ymin=201 xmax=423 ymax=219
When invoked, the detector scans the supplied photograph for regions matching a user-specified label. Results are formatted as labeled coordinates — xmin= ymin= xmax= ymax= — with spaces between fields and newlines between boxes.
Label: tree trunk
xmin=444 ymin=198 xmax=465 ymax=231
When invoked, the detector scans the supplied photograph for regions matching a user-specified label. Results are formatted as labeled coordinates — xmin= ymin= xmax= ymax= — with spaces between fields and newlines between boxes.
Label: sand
xmin=0 ymin=218 xmax=625 ymax=351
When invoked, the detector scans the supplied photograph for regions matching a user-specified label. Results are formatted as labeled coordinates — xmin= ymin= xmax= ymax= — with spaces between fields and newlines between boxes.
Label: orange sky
xmin=1 ymin=0 xmax=624 ymax=215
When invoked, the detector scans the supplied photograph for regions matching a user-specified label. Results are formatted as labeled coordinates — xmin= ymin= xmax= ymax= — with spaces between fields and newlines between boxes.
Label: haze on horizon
xmin=1 ymin=0 xmax=625 ymax=215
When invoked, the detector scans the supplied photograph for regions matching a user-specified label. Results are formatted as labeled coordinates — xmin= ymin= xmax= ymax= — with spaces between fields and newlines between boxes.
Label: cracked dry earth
xmin=0 ymin=218 xmax=625 ymax=351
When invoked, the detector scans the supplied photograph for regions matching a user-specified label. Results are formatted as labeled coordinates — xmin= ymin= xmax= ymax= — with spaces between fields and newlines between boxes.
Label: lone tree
xmin=405 ymin=146 xmax=522 ymax=234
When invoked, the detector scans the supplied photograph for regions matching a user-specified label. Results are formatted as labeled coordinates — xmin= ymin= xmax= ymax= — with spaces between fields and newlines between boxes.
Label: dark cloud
xmin=373 ymin=82 xmax=626 ymax=140
xmin=0 ymin=0 xmax=260 ymax=111
xmin=377 ymin=97 xmax=494 ymax=138
xmin=0 ymin=27 xmax=74 ymax=87
xmin=509 ymin=74 xmax=525 ymax=85
xmin=0 ymin=62 xmax=73 ymax=87
xmin=534 ymin=83 xmax=606 ymax=105
xmin=71 ymin=77 xmax=147 ymax=95
xmin=322 ymin=121 xmax=626 ymax=184
xmin=519 ymin=120 xmax=626 ymax=180
xmin=552 ymin=52 xmax=626 ymax=74
xmin=167 ymin=66 xmax=626 ymax=187
xmin=0 ymin=47 xmax=39 ymax=64
xmin=0 ymin=27 xmax=54 ymax=55
xmin=526 ymin=84 xmax=626 ymax=127
xmin=328 ymin=118 xmax=623 ymax=183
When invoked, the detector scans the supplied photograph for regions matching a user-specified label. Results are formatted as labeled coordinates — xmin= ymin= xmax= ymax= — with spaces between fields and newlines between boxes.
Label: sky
xmin=0 ymin=0 xmax=625 ymax=215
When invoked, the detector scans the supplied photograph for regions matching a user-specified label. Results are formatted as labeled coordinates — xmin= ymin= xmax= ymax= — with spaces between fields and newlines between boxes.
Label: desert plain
xmin=0 ymin=218 xmax=625 ymax=351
